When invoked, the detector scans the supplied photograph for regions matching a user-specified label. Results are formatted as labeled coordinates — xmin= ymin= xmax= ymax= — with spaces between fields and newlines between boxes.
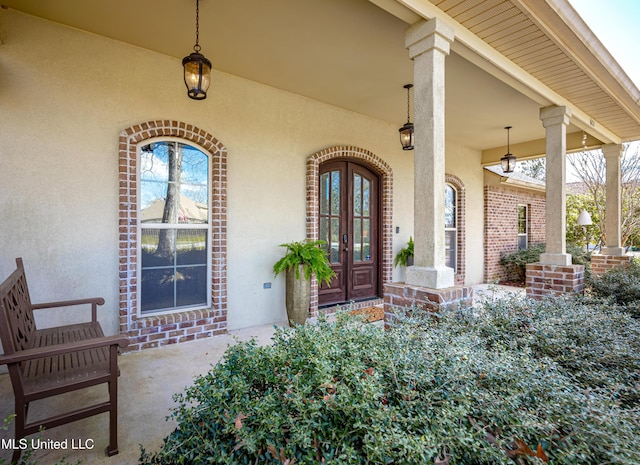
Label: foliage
xmin=273 ymin=240 xmax=336 ymax=286
xmin=516 ymin=158 xmax=546 ymax=181
xmin=565 ymin=194 xmax=599 ymax=248
xmin=498 ymin=244 xmax=546 ymax=281
xmin=499 ymin=244 xmax=590 ymax=282
xmin=588 ymin=258 xmax=640 ymax=312
xmin=393 ymin=236 xmax=414 ymax=267
xmin=568 ymin=145 xmax=640 ymax=249
xmin=140 ymin=298 xmax=640 ymax=465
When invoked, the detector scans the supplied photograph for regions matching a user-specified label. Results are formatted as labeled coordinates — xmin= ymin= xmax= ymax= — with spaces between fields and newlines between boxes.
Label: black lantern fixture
xmin=399 ymin=84 xmax=414 ymax=150
xmin=182 ymin=0 xmax=211 ymax=100
xmin=501 ymin=126 xmax=517 ymax=173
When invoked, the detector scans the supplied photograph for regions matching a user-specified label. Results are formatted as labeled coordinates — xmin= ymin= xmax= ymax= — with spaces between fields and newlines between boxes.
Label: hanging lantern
xmin=399 ymin=84 xmax=414 ymax=150
xmin=183 ymin=0 xmax=211 ymax=100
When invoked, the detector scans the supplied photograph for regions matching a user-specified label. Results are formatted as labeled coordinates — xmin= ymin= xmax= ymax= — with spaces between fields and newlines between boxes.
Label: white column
xmin=539 ymin=105 xmax=572 ymax=266
xmin=601 ymin=144 xmax=625 ymax=255
xmin=405 ymin=18 xmax=455 ymax=289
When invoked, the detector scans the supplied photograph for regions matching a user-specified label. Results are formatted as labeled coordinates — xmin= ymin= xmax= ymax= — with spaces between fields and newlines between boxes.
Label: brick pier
xmin=525 ymin=263 xmax=584 ymax=299
xmin=383 ymin=283 xmax=473 ymax=325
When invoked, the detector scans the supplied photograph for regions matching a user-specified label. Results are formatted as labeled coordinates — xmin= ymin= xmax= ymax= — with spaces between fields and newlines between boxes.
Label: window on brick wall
xmin=138 ymin=140 xmax=211 ymax=314
xmin=518 ymin=204 xmax=528 ymax=250
xmin=445 ymin=184 xmax=457 ymax=271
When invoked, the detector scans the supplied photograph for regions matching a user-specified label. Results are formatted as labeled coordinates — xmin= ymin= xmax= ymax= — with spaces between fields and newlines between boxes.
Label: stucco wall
xmin=0 ymin=9 xmax=484 ymax=339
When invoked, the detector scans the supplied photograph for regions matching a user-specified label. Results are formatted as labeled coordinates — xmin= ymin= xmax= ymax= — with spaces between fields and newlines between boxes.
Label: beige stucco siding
xmin=0 ymin=10 xmax=484 ymax=335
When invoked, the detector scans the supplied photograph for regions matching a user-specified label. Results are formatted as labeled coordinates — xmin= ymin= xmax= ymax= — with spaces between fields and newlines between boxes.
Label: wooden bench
xmin=0 ymin=258 xmax=129 ymax=463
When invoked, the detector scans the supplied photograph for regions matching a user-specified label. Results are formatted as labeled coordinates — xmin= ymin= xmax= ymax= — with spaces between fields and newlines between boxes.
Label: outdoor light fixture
xmin=399 ymin=84 xmax=414 ymax=150
xmin=501 ymin=126 xmax=517 ymax=173
xmin=182 ymin=0 xmax=211 ymax=100
xmin=577 ymin=209 xmax=592 ymax=252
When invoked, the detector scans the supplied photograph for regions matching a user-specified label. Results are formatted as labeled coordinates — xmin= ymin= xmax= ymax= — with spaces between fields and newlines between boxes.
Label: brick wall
xmin=591 ymin=254 xmax=633 ymax=276
xmin=526 ymin=263 xmax=585 ymax=299
xmin=383 ymin=283 xmax=473 ymax=325
xmin=118 ymin=121 xmax=227 ymax=351
xmin=484 ymin=185 xmax=545 ymax=282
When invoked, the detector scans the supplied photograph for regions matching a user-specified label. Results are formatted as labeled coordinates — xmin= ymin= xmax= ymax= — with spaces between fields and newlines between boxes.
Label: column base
xmin=600 ymin=247 xmax=626 ymax=256
xmin=406 ymin=265 xmax=454 ymax=289
xmin=591 ymin=253 xmax=632 ymax=277
xmin=526 ymin=263 xmax=585 ymax=300
xmin=383 ymin=282 xmax=473 ymax=327
xmin=540 ymin=253 xmax=572 ymax=266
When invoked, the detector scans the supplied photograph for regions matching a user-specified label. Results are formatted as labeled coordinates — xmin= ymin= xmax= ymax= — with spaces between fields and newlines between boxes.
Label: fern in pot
xmin=273 ymin=240 xmax=335 ymax=325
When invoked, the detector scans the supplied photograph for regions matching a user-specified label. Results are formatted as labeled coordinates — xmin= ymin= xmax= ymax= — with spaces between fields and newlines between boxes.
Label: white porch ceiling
xmin=3 ymin=0 xmax=639 ymax=155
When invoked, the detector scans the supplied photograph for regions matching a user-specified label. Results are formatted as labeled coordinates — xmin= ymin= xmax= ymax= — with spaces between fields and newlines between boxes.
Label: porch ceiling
xmin=3 ymin=0 xmax=639 ymax=156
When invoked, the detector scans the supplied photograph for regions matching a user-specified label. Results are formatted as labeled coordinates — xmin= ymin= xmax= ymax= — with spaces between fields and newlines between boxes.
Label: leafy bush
xmin=589 ymin=258 xmax=640 ymax=310
xmin=499 ymin=244 xmax=546 ymax=281
xmin=140 ymin=299 xmax=640 ymax=465
xmin=499 ymin=244 xmax=590 ymax=283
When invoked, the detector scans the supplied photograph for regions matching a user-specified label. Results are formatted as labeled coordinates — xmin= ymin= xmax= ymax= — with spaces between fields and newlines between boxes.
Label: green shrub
xmin=140 ymin=301 xmax=640 ymax=465
xmin=589 ymin=258 xmax=640 ymax=310
xmin=499 ymin=244 xmax=546 ymax=281
xmin=499 ymin=244 xmax=590 ymax=283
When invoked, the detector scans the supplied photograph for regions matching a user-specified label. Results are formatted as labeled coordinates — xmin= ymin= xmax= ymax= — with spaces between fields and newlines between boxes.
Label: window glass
xmin=139 ymin=141 xmax=210 ymax=314
xmin=518 ymin=205 xmax=528 ymax=250
xmin=444 ymin=184 xmax=457 ymax=272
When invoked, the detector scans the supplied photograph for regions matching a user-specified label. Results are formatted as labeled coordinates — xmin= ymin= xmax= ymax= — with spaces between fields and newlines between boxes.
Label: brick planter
xmin=383 ymin=282 xmax=473 ymax=326
xmin=591 ymin=254 xmax=633 ymax=277
xmin=525 ymin=263 xmax=585 ymax=299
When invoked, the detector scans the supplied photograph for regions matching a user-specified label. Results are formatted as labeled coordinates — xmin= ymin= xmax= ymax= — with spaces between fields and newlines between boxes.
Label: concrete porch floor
xmin=0 ymin=284 xmax=524 ymax=465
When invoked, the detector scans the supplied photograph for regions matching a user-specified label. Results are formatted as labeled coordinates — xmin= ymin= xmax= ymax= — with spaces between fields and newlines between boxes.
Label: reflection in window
xmin=445 ymin=184 xmax=457 ymax=271
xmin=320 ymin=170 xmax=341 ymax=263
xmin=139 ymin=141 xmax=210 ymax=314
xmin=518 ymin=205 xmax=528 ymax=250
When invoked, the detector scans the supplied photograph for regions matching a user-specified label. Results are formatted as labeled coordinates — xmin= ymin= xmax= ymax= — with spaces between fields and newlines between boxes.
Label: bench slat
xmin=23 ymin=322 xmax=112 ymax=393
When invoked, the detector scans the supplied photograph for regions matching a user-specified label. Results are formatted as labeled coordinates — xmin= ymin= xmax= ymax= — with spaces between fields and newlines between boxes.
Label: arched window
xmin=138 ymin=139 xmax=211 ymax=314
xmin=445 ymin=183 xmax=457 ymax=272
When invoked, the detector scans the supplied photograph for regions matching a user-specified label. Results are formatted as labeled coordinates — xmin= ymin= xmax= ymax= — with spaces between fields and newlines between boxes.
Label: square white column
xmin=539 ymin=106 xmax=572 ymax=266
xmin=601 ymin=144 xmax=625 ymax=255
xmin=404 ymin=18 xmax=455 ymax=289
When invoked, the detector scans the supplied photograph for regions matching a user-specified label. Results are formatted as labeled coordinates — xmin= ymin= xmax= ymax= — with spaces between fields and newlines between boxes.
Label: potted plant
xmin=273 ymin=240 xmax=336 ymax=325
xmin=394 ymin=236 xmax=414 ymax=267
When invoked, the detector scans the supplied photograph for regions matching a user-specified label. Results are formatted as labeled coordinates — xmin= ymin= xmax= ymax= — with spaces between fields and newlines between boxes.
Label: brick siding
xmin=591 ymin=253 xmax=633 ymax=276
xmin=526 ymin=263 xmax=585 ymax=299
xmin=484 ymin=185 xmax=545 ymax=282
xmin=118 ymin=121 xmax=227 ymax=351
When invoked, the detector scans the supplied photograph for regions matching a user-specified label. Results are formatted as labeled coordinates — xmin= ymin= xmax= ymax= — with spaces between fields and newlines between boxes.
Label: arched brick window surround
xmin=446 ymin=173 xmax=466 ymax=286
xmin=306 ymin=146 xmax=393 ymax=316
xmin=118 ymin=120 xmax=227 ymax=351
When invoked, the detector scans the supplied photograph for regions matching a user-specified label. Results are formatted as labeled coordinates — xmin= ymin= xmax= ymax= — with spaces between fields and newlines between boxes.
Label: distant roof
xmin=484 ymin=165 xmax=546 ymax=191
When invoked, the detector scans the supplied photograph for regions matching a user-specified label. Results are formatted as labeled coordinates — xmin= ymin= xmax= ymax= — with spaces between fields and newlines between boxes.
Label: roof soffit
xmin=391 ymin=0 xmax=640 ymax=143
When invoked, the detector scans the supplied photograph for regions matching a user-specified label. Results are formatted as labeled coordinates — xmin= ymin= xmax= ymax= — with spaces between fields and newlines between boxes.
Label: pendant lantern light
xmin=399 ymin=84 xmax=414 ymax=150
xmin=501 ymin=126 xmax=517 ymax=173
xmin=182 ymin=0 xmax=211 ymax=100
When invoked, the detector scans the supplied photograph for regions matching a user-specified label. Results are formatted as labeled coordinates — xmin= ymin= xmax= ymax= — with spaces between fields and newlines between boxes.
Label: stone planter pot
xmin=285 ymin=265 xmax=311 ymax=326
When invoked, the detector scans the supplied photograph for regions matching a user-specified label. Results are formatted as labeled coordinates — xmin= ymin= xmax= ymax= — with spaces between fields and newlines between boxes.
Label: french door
xmin=318 ymin=161 xmax=380 ymax=306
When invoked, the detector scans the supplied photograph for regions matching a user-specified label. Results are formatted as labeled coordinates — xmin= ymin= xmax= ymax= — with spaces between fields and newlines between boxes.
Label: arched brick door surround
xmin=118 ymin=120 xmax=227 ymax=351
xmin=306 ymin=146 xmax=393 ymax=316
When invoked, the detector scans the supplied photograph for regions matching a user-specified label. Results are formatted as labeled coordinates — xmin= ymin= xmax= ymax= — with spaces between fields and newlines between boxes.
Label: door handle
xmin=343 ymin=234 xmax=348 ymax=244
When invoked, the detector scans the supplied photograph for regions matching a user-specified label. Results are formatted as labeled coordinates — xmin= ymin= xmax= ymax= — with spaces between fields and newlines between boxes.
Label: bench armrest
xmin=0 ymin=335 xmax=129 ymax=366
xmin=32 ymin=297 xmax=105 ymax=323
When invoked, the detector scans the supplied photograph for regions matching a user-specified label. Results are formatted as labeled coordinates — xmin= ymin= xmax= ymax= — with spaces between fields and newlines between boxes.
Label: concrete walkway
xmin=0 ymin=284 xmax=524 ymax=465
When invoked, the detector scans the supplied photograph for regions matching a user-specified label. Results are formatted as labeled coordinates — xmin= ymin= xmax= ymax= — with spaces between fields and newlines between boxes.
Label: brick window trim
xmin=446 ymin=174 xmax=466 ymax=286
xmin=118 ymin=120 xmax=227 ymax=351
xmin=306 ymin=146 xmax=393 ymax=317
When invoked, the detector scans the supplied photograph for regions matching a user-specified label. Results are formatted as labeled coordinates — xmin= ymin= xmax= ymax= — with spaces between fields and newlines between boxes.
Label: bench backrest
xmin=0 ymin=258 xmax=36 ymax=356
